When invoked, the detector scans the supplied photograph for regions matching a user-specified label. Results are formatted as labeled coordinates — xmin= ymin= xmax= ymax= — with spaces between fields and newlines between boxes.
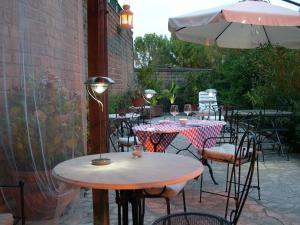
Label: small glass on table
xmin=170 ymin=105 xmax=179 ymax=121
xmin=132 ymin=144 xmax=143 ymax=158
xmin=184 ymin=104 xmax=192 ymax=118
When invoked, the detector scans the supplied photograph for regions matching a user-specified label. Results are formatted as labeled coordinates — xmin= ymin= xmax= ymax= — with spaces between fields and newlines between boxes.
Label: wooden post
xmin=88 ymin=0 xmax=110 ymax=224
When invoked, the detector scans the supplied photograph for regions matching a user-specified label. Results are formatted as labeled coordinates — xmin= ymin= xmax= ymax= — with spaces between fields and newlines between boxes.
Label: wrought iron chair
xmin=117 ymin=119 xmax=140 ymax=152
xmin=255 ymin=108 xmax=291 ymax=161
xmin=0 ymin=181 xmax=25 ymax=225
xmin=152 ymin=132 xmax=258 ymax=225
xmin=151 ymin=212 xmax=230 ymax=225
xmin=141 ymin=136 xmax=187 ymax=220
xmin=200 ymin=129 xmax=260 ymax=218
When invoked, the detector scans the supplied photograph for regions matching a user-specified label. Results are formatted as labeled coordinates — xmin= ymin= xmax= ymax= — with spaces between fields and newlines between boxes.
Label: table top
xmin=234 ymin=109 xmax=292 ymax=116
xmin=53 ymin=152 xmax=203 ymax=190
xmin=109 ymin=113 xmax=140 ymax=119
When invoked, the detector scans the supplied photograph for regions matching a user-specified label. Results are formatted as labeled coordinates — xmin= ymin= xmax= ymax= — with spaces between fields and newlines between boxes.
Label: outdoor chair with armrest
xmin=152 ymin=136 xmax=258 ymax=225
xmin=142 ymin=140 xmax=187 ymax=220
xmin=200 ymin=129 xmax=260 ymax=218
xmin=0 ymin=181 xmax=25 ymax=225
xmin=117 ymin=120 xmax=141 ymax=152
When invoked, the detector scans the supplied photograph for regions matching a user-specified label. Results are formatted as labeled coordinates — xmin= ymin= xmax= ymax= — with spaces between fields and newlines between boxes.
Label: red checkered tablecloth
xmin=133 ymin=120 xmax=225 ymax=152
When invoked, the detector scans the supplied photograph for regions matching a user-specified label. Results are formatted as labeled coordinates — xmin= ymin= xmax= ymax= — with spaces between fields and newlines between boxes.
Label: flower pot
xmin=7 ymin=170 xmax=79 ymax=220
xmin=132 ymin=97 xmax=144 ymax=107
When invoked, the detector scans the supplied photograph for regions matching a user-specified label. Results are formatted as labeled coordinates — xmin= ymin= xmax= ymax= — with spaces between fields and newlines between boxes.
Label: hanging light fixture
xmin=120 ymin=4 xmax=133 ymax=29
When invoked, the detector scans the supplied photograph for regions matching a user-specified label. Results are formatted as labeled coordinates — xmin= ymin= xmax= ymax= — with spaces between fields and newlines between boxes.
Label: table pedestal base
xmin=116 ymin=190 xmax=145 ymax=225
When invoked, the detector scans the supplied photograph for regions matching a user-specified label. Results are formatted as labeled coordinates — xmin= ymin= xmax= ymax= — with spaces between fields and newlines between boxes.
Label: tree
xmin=134 ymin=33 xmax=175 ymax=68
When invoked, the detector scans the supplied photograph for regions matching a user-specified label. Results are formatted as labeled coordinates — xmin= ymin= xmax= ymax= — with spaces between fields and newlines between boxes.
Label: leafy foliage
xmin=134 ymin=33 xmax=300 ymax=148
xmin=0 ymin=73 xmax=84 ymax=171
xmin=134 ymin=33 xmax=175 ymax=68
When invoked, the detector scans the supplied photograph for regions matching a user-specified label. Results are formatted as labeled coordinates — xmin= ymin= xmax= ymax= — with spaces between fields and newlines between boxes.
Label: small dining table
xmin=53 ymin=152 xmax=203 ymax=225
xmin=233 ymin=109 xmax=292 ymax=117
xmin=109 ymin=113 xmax=140 ymax=120
xmin=132 ymin=120 xmax=225 ymax=153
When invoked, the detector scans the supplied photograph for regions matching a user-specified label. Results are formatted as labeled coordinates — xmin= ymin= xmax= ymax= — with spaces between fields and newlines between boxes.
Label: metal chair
xmin=152 ymin=132 xmax=257 ymax=225
xmin=152 ymin=212 xmax=230 ymax=225
xmin=0 ymin=181 xmax=25 ymax=225
xmin=256 ymin=109 xmax=291 ymax=161
xmin=200 ymin=129 xmax=260 ymax=218
xmin=117 ymin=119 xmax=140 ymax=152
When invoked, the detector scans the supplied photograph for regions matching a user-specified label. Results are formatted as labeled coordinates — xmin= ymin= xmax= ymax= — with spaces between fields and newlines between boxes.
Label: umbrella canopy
xmin=168 ymin=0 xmax=300 ymax=49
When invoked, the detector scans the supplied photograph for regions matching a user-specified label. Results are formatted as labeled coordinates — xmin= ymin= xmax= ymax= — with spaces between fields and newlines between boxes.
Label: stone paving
xmin=27 ymin=117 xmax=300 ymax=225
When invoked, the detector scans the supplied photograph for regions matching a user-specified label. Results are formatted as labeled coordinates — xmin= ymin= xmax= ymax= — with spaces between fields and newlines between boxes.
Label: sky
xmin=118 ymin=0 xmax=300 ymax=39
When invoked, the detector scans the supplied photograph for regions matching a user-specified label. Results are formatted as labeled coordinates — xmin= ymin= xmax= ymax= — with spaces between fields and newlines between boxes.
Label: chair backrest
xmin=151 ymin=212 xmax=231 ymax=225
xmin=198 ymin=91 xmax=218 ymax=112
xmin=230 ymin=130 xmax=257 ymax=224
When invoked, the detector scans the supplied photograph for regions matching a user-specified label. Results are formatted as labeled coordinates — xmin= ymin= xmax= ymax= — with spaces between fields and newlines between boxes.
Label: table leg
xmin=150 ymin=133 xmax=165 ymax=152
xmin=92 ymin=189 xmax=109 ymax=225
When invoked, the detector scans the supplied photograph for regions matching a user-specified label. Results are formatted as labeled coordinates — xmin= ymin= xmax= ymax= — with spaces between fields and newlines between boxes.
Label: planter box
xmin=143 ymin=105 xmax=164 ymax=119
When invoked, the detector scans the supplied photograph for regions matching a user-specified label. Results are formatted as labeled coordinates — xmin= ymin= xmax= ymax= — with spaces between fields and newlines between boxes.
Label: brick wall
xmin=0 ymin=0 xmax=87 ymax=93
xmin=107 ymin=3 xmax=134 ymax=93
xmin=0 ymin=0 xmax=87 ymax=209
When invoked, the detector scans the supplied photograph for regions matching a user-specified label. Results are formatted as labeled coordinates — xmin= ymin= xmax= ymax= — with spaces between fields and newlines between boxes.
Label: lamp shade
xmin=85 ymin=76 xmax=115 ymax=94
xmin=120 ymin=4 xmax=133 ymax=29
xmin=144 ymin=89 xmax=157 ymax=99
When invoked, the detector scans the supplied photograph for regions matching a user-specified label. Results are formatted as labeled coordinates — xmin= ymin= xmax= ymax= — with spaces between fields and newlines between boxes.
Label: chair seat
xmin=144 ymin=182 xmax=187 ymax=198
xmin=118 ymin=136 xmax=140 ymax=146
xmin=203 ymin=143 xmax=236 ymax=163
xmin=203 ymin=144 xmax=253 ymax=164
xmin=0 ymin=213 xmax=14 ymax=225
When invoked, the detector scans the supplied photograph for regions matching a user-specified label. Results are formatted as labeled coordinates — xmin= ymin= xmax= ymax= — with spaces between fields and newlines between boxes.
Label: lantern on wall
xmin=120 ymin=4 xmax=133 ymax=29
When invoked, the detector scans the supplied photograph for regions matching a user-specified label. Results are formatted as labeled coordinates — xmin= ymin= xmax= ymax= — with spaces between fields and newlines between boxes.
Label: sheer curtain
xmin=0 ymin=0 xmax=87 ymax=223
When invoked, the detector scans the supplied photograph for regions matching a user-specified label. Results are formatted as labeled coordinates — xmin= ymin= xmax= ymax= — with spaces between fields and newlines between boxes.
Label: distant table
xmin=234 ymin=109 xmax=292 ymax=117
xmin=53 ymin=152 xmax=203 ymax=225
xmin=133 ymin=120 xmax=225 ymax=152
xmin=109 ymin=113 xmax=140 ymax=120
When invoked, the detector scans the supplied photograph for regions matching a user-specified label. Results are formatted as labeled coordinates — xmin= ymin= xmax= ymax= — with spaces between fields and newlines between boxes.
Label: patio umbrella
xmin=168 ymin=0 xmax=300 ymax=49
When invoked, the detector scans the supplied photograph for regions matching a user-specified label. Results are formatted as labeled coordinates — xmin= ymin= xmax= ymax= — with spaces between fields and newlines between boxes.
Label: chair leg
xmin=182 ymin=189 xmax=187 ymax=212
xmin=256 ymin=157 xmax=261 ymax=200
xmin=141 ymin=197 xmax=145 ymax=225
xmin=200 ymin=174 xmax=203 ymax=203
xmin=225 ymin=163 xmax=229 ymax=192
xmin=225 ymin=164 xmax=235 ymax=219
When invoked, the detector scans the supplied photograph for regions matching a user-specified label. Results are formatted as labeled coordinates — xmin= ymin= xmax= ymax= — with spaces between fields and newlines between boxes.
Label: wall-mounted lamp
xmin=85 ymin=76 xmax=115 ymax=166
xmin=119 ymin=4 xmax=133 ymax=29
xmin=144 ymin=89 xmax=157 ymax=127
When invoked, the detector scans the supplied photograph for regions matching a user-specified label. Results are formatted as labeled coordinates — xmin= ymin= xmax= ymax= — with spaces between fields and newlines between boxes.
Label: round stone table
xmin=53 ymin=152 xmax=203 ymax=225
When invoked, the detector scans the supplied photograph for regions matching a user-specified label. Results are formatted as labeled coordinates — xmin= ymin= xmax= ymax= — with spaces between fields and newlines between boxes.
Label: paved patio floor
xmin=27 ymin=118 xmax=300 ymax=225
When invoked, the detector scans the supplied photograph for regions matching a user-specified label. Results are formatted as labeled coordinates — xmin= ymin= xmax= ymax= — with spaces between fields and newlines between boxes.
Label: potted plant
xmin=131 ymin=89 xmax=145 ymax=107
xmin=162 ymin=80 xmax=178 ymax=105
xmin=0 ymin=73 xmax=84 ymax=220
